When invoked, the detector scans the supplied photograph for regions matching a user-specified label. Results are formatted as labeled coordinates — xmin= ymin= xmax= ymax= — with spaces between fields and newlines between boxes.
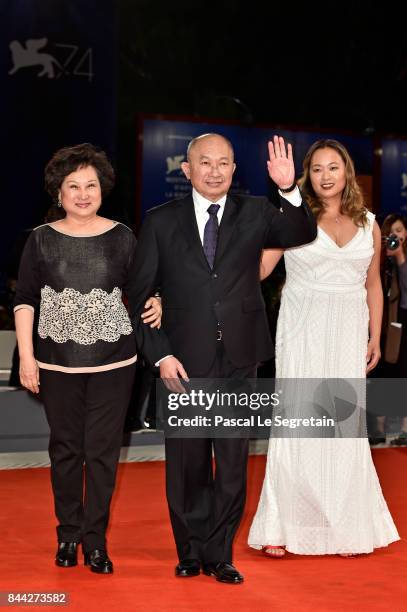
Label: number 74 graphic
xmin=55 ymin=44 xmax=93 ymax=82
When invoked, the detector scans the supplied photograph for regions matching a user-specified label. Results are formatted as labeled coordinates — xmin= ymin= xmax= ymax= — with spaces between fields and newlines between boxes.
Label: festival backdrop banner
xmin=138 ymin=118 xmax=373 ymax=218
xmin=139 ymin=119 xmax=250 ymax=218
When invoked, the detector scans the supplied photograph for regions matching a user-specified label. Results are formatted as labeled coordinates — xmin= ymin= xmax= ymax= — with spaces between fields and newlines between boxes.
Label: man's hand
xmin=141 ymin=296 xmax=162 ymax=328
xmin=160 ymin=356 xmax=189 ymax=393
xmin=267 ymin=135 xmax=295 ymax=190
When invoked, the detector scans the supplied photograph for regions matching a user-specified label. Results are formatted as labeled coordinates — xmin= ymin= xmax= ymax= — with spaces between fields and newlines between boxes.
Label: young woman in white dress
xmin=248 ymin=139 xmax=399 ymax=557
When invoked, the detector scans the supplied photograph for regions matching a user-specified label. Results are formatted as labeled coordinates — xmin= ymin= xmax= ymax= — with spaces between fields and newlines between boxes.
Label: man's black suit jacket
xmin=127 ymin=192 xmax=317 ymax=375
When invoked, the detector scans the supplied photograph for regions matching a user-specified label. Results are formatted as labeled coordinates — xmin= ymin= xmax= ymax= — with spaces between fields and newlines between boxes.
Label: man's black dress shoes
xmin=175 ymin=559 xmax=201 ymax=577
xmin=55 ymin=542 xmax=78 ymax=567
xmin=84 ymin=549 xmax=113 ymax=574
xmin=202 ymin=562 xmax=244 ymax=584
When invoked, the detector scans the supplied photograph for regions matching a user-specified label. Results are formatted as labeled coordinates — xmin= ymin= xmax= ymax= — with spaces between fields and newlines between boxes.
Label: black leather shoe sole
xmin=55 ymin=557 xmax=77 ymax=568
xmin=88 ymin=563 xmax=113 ymax=574
xmin=175 ymin=567 xmax=200 ymax=577
xmin=202 ymin=567 xmax=243 ymax=584
xmin=84 ymin=553 xmax=113 ymax=574
xmin=175 ymin=560 xmax=200 ymax=577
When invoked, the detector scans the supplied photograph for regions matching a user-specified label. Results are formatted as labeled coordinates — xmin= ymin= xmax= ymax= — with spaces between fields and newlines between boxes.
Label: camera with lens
xmin=386 ymin=234 xmax=400 ymax=250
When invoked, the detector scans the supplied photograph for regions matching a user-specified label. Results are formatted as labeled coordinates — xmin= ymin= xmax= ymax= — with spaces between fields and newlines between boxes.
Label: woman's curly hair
xmin=298 ymin=139 xmax=367 ymax=227
xmin=44 ymin=143 xmax=115 ymax=203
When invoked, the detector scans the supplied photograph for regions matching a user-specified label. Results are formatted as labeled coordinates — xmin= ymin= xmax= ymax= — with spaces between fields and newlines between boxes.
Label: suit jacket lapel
xmin=214 ymin=195 xmax=239 ymax=267
xmin=175 ymin=195 xmax=209 ymax=270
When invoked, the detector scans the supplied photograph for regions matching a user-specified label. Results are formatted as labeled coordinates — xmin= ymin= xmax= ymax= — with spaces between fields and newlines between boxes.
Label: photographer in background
xmin=370 ymin=214 xmax=407 ymax=446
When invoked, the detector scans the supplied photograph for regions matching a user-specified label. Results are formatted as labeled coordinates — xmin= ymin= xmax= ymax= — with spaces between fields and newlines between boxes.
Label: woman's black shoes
xmin=55 ymin=542 xmax=78 ymax=567
xmin=84 ymin=549 xmax=113 ymax=574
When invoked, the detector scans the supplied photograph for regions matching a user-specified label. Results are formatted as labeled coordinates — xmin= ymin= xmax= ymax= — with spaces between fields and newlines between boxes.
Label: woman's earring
xmin=57 ymin=195 xmax=62 ymax=208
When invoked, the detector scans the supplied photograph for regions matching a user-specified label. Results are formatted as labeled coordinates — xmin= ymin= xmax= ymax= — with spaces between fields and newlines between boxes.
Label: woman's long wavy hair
xmin=298 ymin=139 xmax=367 ymax=227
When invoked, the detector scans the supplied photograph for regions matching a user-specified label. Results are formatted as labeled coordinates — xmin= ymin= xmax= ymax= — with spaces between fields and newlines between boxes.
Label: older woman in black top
xmin=14 ymin=143 xmax=161 ymax=574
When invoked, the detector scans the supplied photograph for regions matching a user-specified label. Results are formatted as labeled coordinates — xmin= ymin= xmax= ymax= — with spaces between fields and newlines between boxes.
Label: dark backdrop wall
xmin=0 ymin=0 xmax=117 ymax=309
xmin=117 ymin=1 xmax=406 ymax=227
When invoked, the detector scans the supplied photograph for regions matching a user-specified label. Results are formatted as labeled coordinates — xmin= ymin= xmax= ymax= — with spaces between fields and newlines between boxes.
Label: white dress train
xmin=248 ymin=211 xmax=399 ymax=554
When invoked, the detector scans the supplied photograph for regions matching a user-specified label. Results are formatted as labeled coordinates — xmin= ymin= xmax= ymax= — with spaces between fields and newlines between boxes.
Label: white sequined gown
xmin=248 ymin=211 xmax=399 ymax=554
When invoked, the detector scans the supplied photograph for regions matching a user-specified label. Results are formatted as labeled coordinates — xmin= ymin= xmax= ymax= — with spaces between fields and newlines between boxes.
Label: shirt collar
xmin=192 ymin=188 xmax=227 ymax=214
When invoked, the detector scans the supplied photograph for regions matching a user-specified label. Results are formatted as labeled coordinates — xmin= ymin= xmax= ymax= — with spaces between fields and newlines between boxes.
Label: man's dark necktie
xmin=203 ymin=203 xmax=220 ymax=269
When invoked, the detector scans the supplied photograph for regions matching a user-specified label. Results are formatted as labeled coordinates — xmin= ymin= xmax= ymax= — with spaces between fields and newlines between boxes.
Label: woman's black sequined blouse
xmin=14 ymin=222 xmax=137 ymax=373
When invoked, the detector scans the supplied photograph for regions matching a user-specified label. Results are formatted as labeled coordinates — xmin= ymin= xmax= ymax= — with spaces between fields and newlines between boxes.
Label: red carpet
xmin=1 ymin=449 xmax=406 ymax=611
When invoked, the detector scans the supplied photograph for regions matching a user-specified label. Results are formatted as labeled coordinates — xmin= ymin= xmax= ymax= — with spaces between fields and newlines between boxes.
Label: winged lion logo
xmin=9 ymin=38 xmax=62 ymax=79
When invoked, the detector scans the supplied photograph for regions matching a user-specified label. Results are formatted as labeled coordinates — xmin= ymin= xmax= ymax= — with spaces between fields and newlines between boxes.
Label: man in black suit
xmin=128 ymin=134 xmax=317 ymax=583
